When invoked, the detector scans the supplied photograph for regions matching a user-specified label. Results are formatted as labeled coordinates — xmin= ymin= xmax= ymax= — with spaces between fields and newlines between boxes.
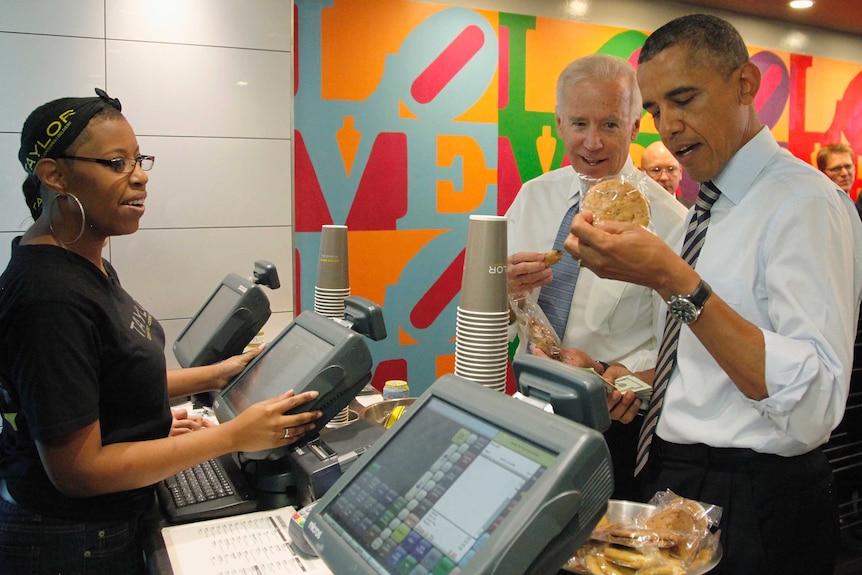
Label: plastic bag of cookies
xmin=508 ymin=292 xmax=564 ymax=361
xmin=565 ymin=491 xmax=722 ymax=575
xmin=580 ymin=173 xmax=653 ymax=231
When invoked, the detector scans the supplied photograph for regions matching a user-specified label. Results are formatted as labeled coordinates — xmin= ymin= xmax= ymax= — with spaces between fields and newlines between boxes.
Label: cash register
xmin=157 ymin=296 xmax=387 ymax=524
xmin=172 ymin=260 xmax=280 ymax=369
xmin=303 ymin=358 xmax=615 ymax=575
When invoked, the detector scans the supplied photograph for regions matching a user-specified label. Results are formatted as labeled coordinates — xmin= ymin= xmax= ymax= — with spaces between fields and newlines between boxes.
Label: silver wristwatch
xmin=667 ymin=280 xmax=712 ymax=324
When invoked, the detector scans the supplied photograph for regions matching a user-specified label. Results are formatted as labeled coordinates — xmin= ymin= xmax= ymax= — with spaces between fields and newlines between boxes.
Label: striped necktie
xmin=634 ymin=181 xmax=722 ymax=476
xmin=536 ymin=201 xmax=581 ymax=340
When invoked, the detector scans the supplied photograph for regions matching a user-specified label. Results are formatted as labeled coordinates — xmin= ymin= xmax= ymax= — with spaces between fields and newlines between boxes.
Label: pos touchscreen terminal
xmin=304 ymin=374 xmax=613 ymax=575
xmin=212 ymin=309 xmax=375 ymax=462
xmin=172 ymin=272 xmax=271 ymax=368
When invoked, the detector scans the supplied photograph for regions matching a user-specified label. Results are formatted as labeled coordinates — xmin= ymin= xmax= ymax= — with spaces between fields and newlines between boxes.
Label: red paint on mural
xmin=346 ymin=132 xmax=409 ymax=230
xmin=411 ymin=25 xmax=485 ymax=104
xmin=294 ymin=131 xmax=333 ymax=232
xmin=789 ymin=54 xmax=862 ymax=198
xmin=410 ymin=249 xmax=465 ymax=329
xmin=497 ymin=136 xmax=522 ymax=215
xmin=370 ymin=358 xmax=409 ymax=392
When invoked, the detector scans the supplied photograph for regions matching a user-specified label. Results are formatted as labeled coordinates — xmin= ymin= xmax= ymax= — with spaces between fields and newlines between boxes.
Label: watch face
xmin=669 ymin=297 xmax=699 ymax=324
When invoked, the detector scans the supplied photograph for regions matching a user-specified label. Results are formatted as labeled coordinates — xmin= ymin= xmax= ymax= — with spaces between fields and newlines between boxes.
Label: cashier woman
xmin=0 ymin=89 xmax=322 ymax=574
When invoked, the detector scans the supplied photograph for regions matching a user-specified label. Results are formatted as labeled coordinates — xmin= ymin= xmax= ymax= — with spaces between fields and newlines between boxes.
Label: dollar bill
xmin=607 ymin=374 xmax=653 ymax=403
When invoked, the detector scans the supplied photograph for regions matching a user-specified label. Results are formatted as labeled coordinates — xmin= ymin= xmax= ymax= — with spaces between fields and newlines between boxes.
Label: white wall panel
xmin=109 ymin=226 xmax=294 ymax=319
xmin=107 ymin=41 xmax=292 ymax=139
xmin=0 ymin=134 xmax=30 ymax=232
xmin=107 ymin=0 xmax=292 ymax=51
xmin=0 ymin=0 xmax=104 ymax=37
xmin=135 ymin=136 xmax=292 ymax=229
xmin=0 ymin=232 xmax=19 ymax=266
xmin=0 ymin=34 xmax=105 ymax=132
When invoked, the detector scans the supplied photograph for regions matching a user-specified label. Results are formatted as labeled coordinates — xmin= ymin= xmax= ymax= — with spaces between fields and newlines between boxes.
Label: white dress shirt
xmin=506 ymin=157 xmax=688 ymax=371
xmin=658 ymin=127 xmax=862 ymax=455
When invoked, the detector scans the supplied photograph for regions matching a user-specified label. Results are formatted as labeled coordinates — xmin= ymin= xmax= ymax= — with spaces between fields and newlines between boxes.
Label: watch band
xmin=667 ymin=279 xmax=712 ymax=324
xmin=687 ymin=280 xmax=712 ymax=309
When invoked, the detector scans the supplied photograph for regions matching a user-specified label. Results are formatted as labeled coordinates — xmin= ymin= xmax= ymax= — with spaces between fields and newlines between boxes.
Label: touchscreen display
xmin=179 ymin=283 xmax=238 ymax=353
xmin=319 ymin=397 xmax=557 ymax=574
xmin=224 ymin=324 xmax=334 ymax=413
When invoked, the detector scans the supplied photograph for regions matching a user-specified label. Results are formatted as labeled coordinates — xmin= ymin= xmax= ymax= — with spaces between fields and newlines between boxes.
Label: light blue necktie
xmin=536 ymin=201 xmax=581 ymax=340
xmin=634 ymin=181 xmax=722 ymax=476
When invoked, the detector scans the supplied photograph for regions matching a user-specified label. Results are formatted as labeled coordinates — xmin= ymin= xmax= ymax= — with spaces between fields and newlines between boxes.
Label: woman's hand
xmin=169 ymin=407 xmax=214 ymax=436
xmin=212 ymin=346 xmax=265 ymax=391
xmin=226 ymin=390 xmax=323 ymax=453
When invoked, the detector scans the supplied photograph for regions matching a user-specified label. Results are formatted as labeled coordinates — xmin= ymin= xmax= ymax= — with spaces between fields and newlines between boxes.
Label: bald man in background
xmin=640 ymin=141 xmax=693 ymax=207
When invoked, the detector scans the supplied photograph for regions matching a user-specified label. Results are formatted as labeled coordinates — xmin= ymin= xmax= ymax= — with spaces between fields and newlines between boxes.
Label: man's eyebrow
xmin=643 ymin=86 xmax=697 ymax=111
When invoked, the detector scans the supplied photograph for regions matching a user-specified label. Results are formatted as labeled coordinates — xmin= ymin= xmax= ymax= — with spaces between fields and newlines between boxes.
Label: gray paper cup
xmin=317 ymin=225 xmax=349 ymax=289
xmin=459 ymin=215 xmax=508 ymax=313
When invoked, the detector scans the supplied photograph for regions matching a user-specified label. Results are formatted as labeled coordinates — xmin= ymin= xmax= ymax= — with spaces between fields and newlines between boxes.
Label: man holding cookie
xmin=566 ymin=15 xmax=862 ymax=573
xmin=505 ymin=54 xmax=688 ymax=500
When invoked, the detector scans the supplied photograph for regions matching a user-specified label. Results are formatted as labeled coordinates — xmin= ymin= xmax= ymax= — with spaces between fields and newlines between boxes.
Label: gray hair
xmin=556 ymin=54 xmax=642 ymax=125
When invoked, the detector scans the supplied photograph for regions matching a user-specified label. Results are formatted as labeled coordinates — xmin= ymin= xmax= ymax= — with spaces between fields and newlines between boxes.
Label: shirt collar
xmin=712 ymin=126 xmax=779 ymax=204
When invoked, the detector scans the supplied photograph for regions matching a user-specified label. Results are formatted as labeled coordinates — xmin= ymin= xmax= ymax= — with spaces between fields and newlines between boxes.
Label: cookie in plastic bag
xmin=581 ymin=174 xmax=652 ymax=230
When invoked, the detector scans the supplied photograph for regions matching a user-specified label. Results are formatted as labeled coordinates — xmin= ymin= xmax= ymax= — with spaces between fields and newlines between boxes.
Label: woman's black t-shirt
xmin=0 ymin=239 xmax=171 ymax=520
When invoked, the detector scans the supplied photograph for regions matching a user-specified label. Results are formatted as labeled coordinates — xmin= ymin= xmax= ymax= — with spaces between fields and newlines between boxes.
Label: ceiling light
xmin=789 ymin=0 xmax=813 ymax=8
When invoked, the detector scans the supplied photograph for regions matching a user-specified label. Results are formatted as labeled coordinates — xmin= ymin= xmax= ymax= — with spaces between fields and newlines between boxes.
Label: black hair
xmin=19 ymin=88 xmax=123 ymax=220
xmin=639 ymin=14 xmax=749 ymax=79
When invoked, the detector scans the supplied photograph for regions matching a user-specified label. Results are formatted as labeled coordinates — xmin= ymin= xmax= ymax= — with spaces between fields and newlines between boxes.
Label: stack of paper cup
xmin=314 ymin=225 xmax=350 ymax=318
xmin=314 ymin=224 xmax=352 ymax=426
xmin=455 ymin=215 xmax=509 ymax=392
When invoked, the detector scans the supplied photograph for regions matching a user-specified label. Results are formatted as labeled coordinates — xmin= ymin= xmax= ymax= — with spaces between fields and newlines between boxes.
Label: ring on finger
xmin=284 ymin=428 xmax=291 ymax=439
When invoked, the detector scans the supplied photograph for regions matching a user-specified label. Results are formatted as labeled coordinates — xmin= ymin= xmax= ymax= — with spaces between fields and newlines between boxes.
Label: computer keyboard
xmin=157 ymin=452 xmax=258 ymax=524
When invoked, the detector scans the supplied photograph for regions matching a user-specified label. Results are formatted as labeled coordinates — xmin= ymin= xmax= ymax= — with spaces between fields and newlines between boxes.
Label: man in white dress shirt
xmin=506 ymin=54 xmax=687 ymax=499
xmin=566 ymin=14 xmax=862 ymax=574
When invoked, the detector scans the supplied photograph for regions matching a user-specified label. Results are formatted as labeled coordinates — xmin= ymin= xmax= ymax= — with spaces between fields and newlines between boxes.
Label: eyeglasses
xmin=56 ymin=154 xmax=155 ymax=173
xmin=826 ymin=164 xmax=855 ymax=175
xmin=646 ymin=165 xmax=679 ymax=176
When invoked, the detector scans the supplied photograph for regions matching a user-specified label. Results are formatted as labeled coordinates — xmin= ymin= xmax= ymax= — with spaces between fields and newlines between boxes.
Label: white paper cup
xmin=459 ymin=216 xmax=508 ymax=313
xmin=455 ymin=330 xmax=510 ymax=342
xmin=317 ymin=225 xmax=349 ymax=289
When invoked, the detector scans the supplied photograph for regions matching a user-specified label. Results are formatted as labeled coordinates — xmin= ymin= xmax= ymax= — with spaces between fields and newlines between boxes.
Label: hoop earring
xmin=48 ymin=192 xmax=86 ymax=245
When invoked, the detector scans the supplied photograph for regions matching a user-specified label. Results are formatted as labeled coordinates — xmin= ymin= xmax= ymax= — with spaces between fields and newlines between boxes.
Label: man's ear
xmin=33 ymin=158 xmax=64 ymax=192
xmin=738 ymin=61 xmax=761 ymax=106
xmin=630 ymin=116 xmax=641 ymax=142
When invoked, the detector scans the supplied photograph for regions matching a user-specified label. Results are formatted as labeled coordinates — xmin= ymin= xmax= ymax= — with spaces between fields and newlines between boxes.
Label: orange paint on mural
xmin=347 ymin=229 xmax=447 ymax=306
xmin=436 ymin=354 xmax=456 ymax=380
xmin=525 ymin=19 xmax=626 ymax=112
xmin=321 ymin=0 xmax=498 ymax=123
xmin=803 ymin=58 xmax=862 ymax=132
xmin=399 ymin=326 xmax=419 ymax=345
xmin=336 ymin=116 xmax=360 ymax=177
xmin=399 ymin=100 xmax=418 ymax=119
xmin=436 ymin=134 xmax=498 ymax=213
xmin=321 ymin=0 xmax=443 ymax=101
xmin=452 ymin=9 xmax=499 ymax=125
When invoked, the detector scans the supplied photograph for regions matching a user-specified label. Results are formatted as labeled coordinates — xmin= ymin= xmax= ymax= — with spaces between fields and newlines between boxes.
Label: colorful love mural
xmin=294 ymin=0 xmax=862 ymax=395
